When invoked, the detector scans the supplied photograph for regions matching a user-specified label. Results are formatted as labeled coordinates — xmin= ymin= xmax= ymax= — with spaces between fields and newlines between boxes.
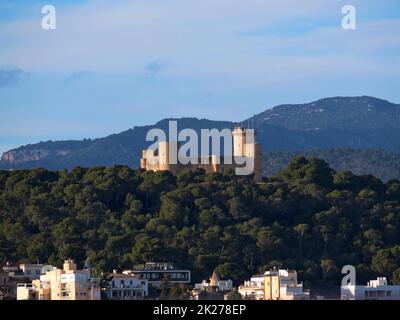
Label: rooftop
xmin=107 ymin=273 xmax=142 ymax=280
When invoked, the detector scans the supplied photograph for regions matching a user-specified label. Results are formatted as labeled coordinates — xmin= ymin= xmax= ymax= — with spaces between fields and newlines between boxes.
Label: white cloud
xmin=0 ymin=0 xmax=398 ymax=89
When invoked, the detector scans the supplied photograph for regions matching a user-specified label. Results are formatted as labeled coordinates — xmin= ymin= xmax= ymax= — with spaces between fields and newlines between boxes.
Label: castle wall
xmin=140 ymin=128 xmax=263 ymax=182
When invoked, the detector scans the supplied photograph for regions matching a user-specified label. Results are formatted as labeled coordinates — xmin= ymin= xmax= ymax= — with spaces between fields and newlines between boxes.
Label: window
xmin=387 ymin=291 xmax=391 ymax=297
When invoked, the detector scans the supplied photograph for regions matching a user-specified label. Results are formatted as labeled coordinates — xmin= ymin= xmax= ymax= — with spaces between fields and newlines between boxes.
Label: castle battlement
xmin=140 ymin=127 xmax=262 ymax=181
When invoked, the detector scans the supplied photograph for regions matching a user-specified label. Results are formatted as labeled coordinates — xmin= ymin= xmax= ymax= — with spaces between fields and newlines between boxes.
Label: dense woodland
xmin=1 ymin=157 xmax=400 ymax=292
xmin=264 ymin=148 xmax=400 ymax=182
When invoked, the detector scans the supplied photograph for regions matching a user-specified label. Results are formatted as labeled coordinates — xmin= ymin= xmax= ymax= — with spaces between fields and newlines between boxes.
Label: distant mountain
xmin=0 ymin=118 xmax=233 ymax=170
xmin=248 ymin=96 xmax=400 ymax=152
xmin=1 ymin=96 xmax=400 ymax=177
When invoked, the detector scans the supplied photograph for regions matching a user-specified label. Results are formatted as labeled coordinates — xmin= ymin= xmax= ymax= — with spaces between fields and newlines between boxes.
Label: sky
xmin=0 ymin=0 xmax=399 ymax=154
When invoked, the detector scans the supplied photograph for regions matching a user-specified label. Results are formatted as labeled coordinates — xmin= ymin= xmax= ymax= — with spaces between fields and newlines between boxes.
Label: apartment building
xmin=0 ymin=272 xmax=19 ymax=300
xmin=16 ymin=283 xmax=36 ymax=300
xmin=104 ymin=272 xmax=148 ymax=300
xmin=238 ymin=275 xmax=265 ymax=300
xmin=1 ymin=262 xmax=44 ymax=299
xmin=123 ymin=262 xmax=190 ymax=288
xmin=2 ymin=262 xmax=43 ymax=281
xmin=341 ymin=277 xmax=400 ymax=300
xmin=238 ymin=268 xmax=310 ymax=300
xmin=19 ymin=264 xmax=44 ymax=281
xmin=17 ymin=259 xmax=100 ymax=300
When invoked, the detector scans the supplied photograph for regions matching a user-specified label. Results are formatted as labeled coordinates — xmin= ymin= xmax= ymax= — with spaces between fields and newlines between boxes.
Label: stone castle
xmin=140 ymin=127 xmax=262 ymax=182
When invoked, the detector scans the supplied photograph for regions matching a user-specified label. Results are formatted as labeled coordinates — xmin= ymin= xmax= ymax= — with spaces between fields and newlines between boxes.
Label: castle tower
xmin=232 ymin=126 xmax=247 ymax=157
xmin=140 ymin=150 xmax=147 ymax=169
xmin=232 ymin=126 xmax=262 ymax=182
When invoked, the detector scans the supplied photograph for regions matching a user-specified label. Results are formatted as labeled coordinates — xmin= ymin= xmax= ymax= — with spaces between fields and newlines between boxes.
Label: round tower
xmin=232 ymin=126 xmax=246 ymax=157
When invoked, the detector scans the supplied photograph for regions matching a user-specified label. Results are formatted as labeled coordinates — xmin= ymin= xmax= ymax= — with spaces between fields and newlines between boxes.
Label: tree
xmin=320 ymin=259 xmax=338 ymax=285
xmin=293 ymin=224 xmax=309 ymax=253
xmin=159 ymin=278 xmax=172 ymax=300
xmin=372 ymin=246 xmax=400 ymax=280
xmin=169 ymin=284 xmax=190 ymax=300
xmin=0 ymin=158 xmax=399 ymax=292
xmin=225 ymin=289 xmax=242 ymax=300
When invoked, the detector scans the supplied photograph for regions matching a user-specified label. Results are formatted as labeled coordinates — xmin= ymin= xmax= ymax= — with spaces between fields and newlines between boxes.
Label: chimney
xmin=63 ymin=259 xmax=77 ymax=272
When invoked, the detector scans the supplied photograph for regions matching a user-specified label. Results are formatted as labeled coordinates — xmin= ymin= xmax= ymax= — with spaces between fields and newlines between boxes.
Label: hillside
xmin=249 ymin=96 xmax=400 ymax=152
xmin=1 ymin=159 xmax=400 ymax=291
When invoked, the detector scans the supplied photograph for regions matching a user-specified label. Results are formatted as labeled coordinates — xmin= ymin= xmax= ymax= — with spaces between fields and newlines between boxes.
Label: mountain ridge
xmin=1 ymin=96 xmax=400 ymax=174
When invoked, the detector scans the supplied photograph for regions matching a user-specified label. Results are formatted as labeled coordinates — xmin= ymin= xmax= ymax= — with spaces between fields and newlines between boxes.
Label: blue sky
xmin=0 ymin=0 xmax=399 ymax=154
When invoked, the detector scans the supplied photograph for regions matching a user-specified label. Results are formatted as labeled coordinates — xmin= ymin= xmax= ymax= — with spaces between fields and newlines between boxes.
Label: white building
xmin=194 ymin=271 xmax=233 ymax=292
xmin=238 ymin=275 xmax=265 ymax=300
xmin=192 ymin=270 xmax=233 ymax=300
xmin=105 ymin=273 xmax=148 ymax=300
xmin=2 ymin=262 xmax=44 ymax=281
xmin=273 ymin=269 xmax=310 ymax=300
xmin=341 ymin=277 xmax=400 ymax=300
xmin=123 ymin=262 xmax=190 ymax=288
xmin=17 ymin=259 xmax=100 ymax=300
xmin=238 ymin=269 xmax=310 ymax=300
xmin=16 ymin=283 xmax=36 ymax=300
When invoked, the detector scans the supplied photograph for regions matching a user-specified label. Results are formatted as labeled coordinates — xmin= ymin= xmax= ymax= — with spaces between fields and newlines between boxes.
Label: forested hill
xmin=1 ymin=96 xmax=400 ymax=171
xmin=1 ymin=158 xmax=400 ymax=292
xmin=264 ymin=148 xmax=400 ymax=182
